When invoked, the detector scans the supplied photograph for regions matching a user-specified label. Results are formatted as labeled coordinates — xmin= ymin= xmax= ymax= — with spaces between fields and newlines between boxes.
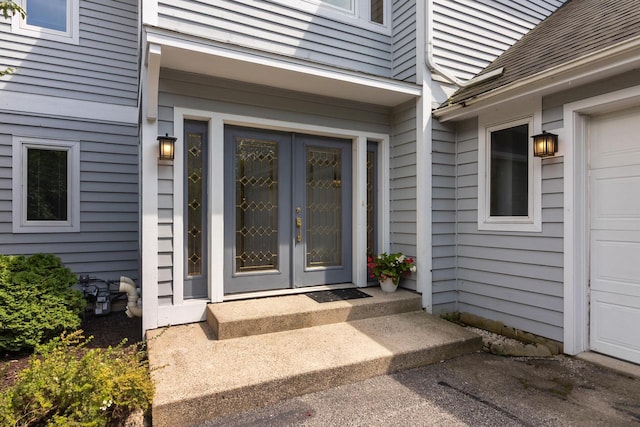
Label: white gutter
xmin=425 ymin=0 xmax=504 ymax=88
xmin=434 ymin=34 xmax=640 ymax=121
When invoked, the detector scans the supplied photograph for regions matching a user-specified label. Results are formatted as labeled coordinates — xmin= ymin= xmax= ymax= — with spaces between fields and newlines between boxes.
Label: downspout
xmin=424 ymin=0 xmax=502 ymax=316
xmin=425 ymin=0 xmax=504 ymax=88
xmin=416 ymin=0 xmax=432 ymax=312
xmin=119 ymin=276 xmax=142 ymax=318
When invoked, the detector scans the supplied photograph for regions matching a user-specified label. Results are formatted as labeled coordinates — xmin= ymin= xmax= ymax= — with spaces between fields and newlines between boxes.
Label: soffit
xmin=150 ymin=33 xmax=421 ymax=108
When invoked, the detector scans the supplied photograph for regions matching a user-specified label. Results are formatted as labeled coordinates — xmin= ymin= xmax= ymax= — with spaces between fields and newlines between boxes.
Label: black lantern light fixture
xmin=531 ymin=131 xmax=558 ymax=158
xmin=158 ymin=133 xmax=177 ymax=161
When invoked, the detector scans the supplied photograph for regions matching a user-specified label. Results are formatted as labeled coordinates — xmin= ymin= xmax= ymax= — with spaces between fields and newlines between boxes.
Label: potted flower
xmin=367 ymin=252 xmax=417 ymax=292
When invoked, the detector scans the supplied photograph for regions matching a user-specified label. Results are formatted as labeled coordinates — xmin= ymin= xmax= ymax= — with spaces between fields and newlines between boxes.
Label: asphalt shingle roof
xmin=444 ymin=0 xmax=640 ymax=106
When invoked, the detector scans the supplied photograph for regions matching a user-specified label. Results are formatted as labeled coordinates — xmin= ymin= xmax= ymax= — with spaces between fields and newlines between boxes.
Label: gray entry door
xmin=224 ymin=126 xmax=352 ymax=294
xmin=293 ymin=134 xmax=352 ymax=286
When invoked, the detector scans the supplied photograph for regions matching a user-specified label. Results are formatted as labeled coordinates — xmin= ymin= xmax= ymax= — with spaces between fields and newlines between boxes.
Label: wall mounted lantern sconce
xmin=532 ymin=131 xmax=558 ymax=158
xmin=158 ymin=133 xmax=176 ymax=161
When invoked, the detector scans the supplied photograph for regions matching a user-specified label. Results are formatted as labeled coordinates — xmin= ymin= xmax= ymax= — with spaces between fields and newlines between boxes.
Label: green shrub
xmin=0 ymin=330 xmax=154 ymax=426
xmin=0 ymin=253 xmax=86 ymax=352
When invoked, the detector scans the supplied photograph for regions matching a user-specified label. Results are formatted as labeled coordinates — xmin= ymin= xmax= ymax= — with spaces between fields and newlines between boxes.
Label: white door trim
xmin=168 ymin=108 xmax=389 ymax=324
xmin=563 ymin=84 xmax=640 ymax=355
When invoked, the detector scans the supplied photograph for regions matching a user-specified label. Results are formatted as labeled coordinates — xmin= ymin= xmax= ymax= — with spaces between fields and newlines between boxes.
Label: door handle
xmin=296 ymin=217 xmax=302 ymax=242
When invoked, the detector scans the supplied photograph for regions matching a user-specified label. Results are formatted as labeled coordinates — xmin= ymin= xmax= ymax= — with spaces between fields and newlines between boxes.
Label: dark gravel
xmin=1 ymin=310 xmax=143 ymax=389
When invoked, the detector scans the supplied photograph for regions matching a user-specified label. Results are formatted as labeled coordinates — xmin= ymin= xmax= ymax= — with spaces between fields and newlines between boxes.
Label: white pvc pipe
xmin=119 ymin=276 xmax=142 ymax=318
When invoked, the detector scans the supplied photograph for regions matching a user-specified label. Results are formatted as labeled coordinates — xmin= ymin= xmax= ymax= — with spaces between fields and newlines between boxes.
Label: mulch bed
xmin=1 ymin=311 xmax=143 ymax=390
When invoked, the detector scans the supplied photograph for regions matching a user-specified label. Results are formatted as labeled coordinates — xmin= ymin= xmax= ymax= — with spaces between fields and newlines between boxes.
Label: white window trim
xmin=478 ymin=109 xmax=542 ymax=232
xmin=12 ymin=0 xmax=80 ymax=45
xmin=270 ymin=0 xmax=390 ymax=34
xmin=12 ymin=136 xmax=80 ymax=233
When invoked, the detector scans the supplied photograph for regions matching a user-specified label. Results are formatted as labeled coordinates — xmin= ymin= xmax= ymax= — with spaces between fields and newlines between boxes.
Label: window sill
xmin=11 ymin=24 xmax=79 ymax=45
xmin=13 ymin=223 xmax=80 ymax=234
xmin=478 ymin=219 xmax=542 ymax=233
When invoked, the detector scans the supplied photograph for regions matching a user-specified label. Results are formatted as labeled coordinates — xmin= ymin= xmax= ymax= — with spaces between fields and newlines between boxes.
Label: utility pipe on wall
xmin=119 ymin=276 xmax=142 ymax=318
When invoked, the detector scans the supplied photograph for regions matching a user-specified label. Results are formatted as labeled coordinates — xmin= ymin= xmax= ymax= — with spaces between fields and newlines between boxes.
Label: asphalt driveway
xmin=201 ymin=352 xmax=640 ymax=426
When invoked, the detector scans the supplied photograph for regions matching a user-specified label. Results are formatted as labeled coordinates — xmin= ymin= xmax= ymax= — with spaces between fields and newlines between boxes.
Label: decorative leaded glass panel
xmin=306 ymin=146 xmax=342 ymax=268
xmin=235 ymin=138 xmax=279 ymax=273
xmin=186 ymin=132 xmax=204 ymax=276
xmin=366 ymin=149 xmax=375 ymax=258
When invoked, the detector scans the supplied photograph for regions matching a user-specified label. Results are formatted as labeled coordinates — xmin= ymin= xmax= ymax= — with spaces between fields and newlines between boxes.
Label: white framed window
xmin=12 ymin=137 xmax=80 ymax=233
xmin=323 ymin=0 xmax=354 ymax=13
xmin=12 ymin=0 xmax=79 ymax=44
xmin=272 ymin=0 xmax=389 ymax=32
xmin=478 ymin=116 xmax=542 ymax=232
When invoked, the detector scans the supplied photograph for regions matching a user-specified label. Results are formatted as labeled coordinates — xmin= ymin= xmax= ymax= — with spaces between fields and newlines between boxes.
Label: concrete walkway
xmin=147 ymin=288 xmax=481 ymax=426
xmin=201 ymin=352 xmax=640 ymax=426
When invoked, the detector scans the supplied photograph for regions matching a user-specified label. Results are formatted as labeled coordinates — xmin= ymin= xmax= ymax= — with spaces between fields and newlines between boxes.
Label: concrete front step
xmin=207 ymin=287 xmax=422 ymax=340
xmin=148 ymin=311 xmax=481 ymax=426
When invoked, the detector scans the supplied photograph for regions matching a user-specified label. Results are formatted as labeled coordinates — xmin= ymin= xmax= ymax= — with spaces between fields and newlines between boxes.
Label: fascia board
xmin=145 ymin=29 xmax=422 ymax=106
xmin=434 ymin=35 xmax=640 ymax=122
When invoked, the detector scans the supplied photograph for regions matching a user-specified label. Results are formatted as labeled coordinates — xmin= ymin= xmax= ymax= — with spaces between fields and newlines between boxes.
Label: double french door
xmin=223 ymin=126 xmax=353 ymax=293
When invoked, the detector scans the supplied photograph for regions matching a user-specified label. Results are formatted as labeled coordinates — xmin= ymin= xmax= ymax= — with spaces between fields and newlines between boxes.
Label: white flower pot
xmin=379 ymin=277 xmax=399 ymax=293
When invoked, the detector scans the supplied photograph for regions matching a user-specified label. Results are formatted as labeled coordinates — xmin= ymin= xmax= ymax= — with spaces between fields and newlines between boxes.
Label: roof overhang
xmin=144 ymin=29 xmax=421 ymax=119
xmin=434 ymin=35 xmax=640 ymax=122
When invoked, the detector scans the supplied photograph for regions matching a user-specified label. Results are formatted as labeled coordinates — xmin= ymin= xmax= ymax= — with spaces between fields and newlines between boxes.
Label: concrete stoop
xmin=207 ymin=287 xmax=423 ymax=339
xmin=147 ymin=289 xmax=481 ymax=427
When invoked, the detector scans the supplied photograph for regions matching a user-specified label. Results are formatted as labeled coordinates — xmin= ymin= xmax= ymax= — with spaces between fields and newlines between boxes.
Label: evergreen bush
xmin=0 ymin=253 xmax=85 ymax=352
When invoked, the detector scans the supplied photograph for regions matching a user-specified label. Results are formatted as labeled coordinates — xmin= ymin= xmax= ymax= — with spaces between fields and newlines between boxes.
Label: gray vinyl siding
xmin=0 ymin=114 xmax=139 ymax=281
xmin=156 ymin=0 xmax=393 ymax=77
xmin=0 ymin=0 xmax=138 ymax=106
xmin=157 ymin=163 xmax=174 ymax=306
xmin=392 ymin=0 xmax=416 ymax=82
xmin=389 ymin=101 xmax=417 ymax=291
xmin=542 ymin=70 xmax=640 ymax=130
xmin=454 ymin=118 xmax=564 ymax=341
xmin=156 ymin=69 xmax=393 ymax=302
xmin=431 ymin=118 xmax=456 ymax=313
xmin=432 ymin=0 xmax=564 ymax=81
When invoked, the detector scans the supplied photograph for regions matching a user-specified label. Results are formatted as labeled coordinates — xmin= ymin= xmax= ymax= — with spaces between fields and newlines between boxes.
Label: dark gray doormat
xmin=306 ymin=288 xmax=372 ymax=303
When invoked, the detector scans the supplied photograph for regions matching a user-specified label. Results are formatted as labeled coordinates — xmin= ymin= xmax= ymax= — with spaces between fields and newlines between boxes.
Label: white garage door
xmin=589 ymin=105 xmax=640 ymax=364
